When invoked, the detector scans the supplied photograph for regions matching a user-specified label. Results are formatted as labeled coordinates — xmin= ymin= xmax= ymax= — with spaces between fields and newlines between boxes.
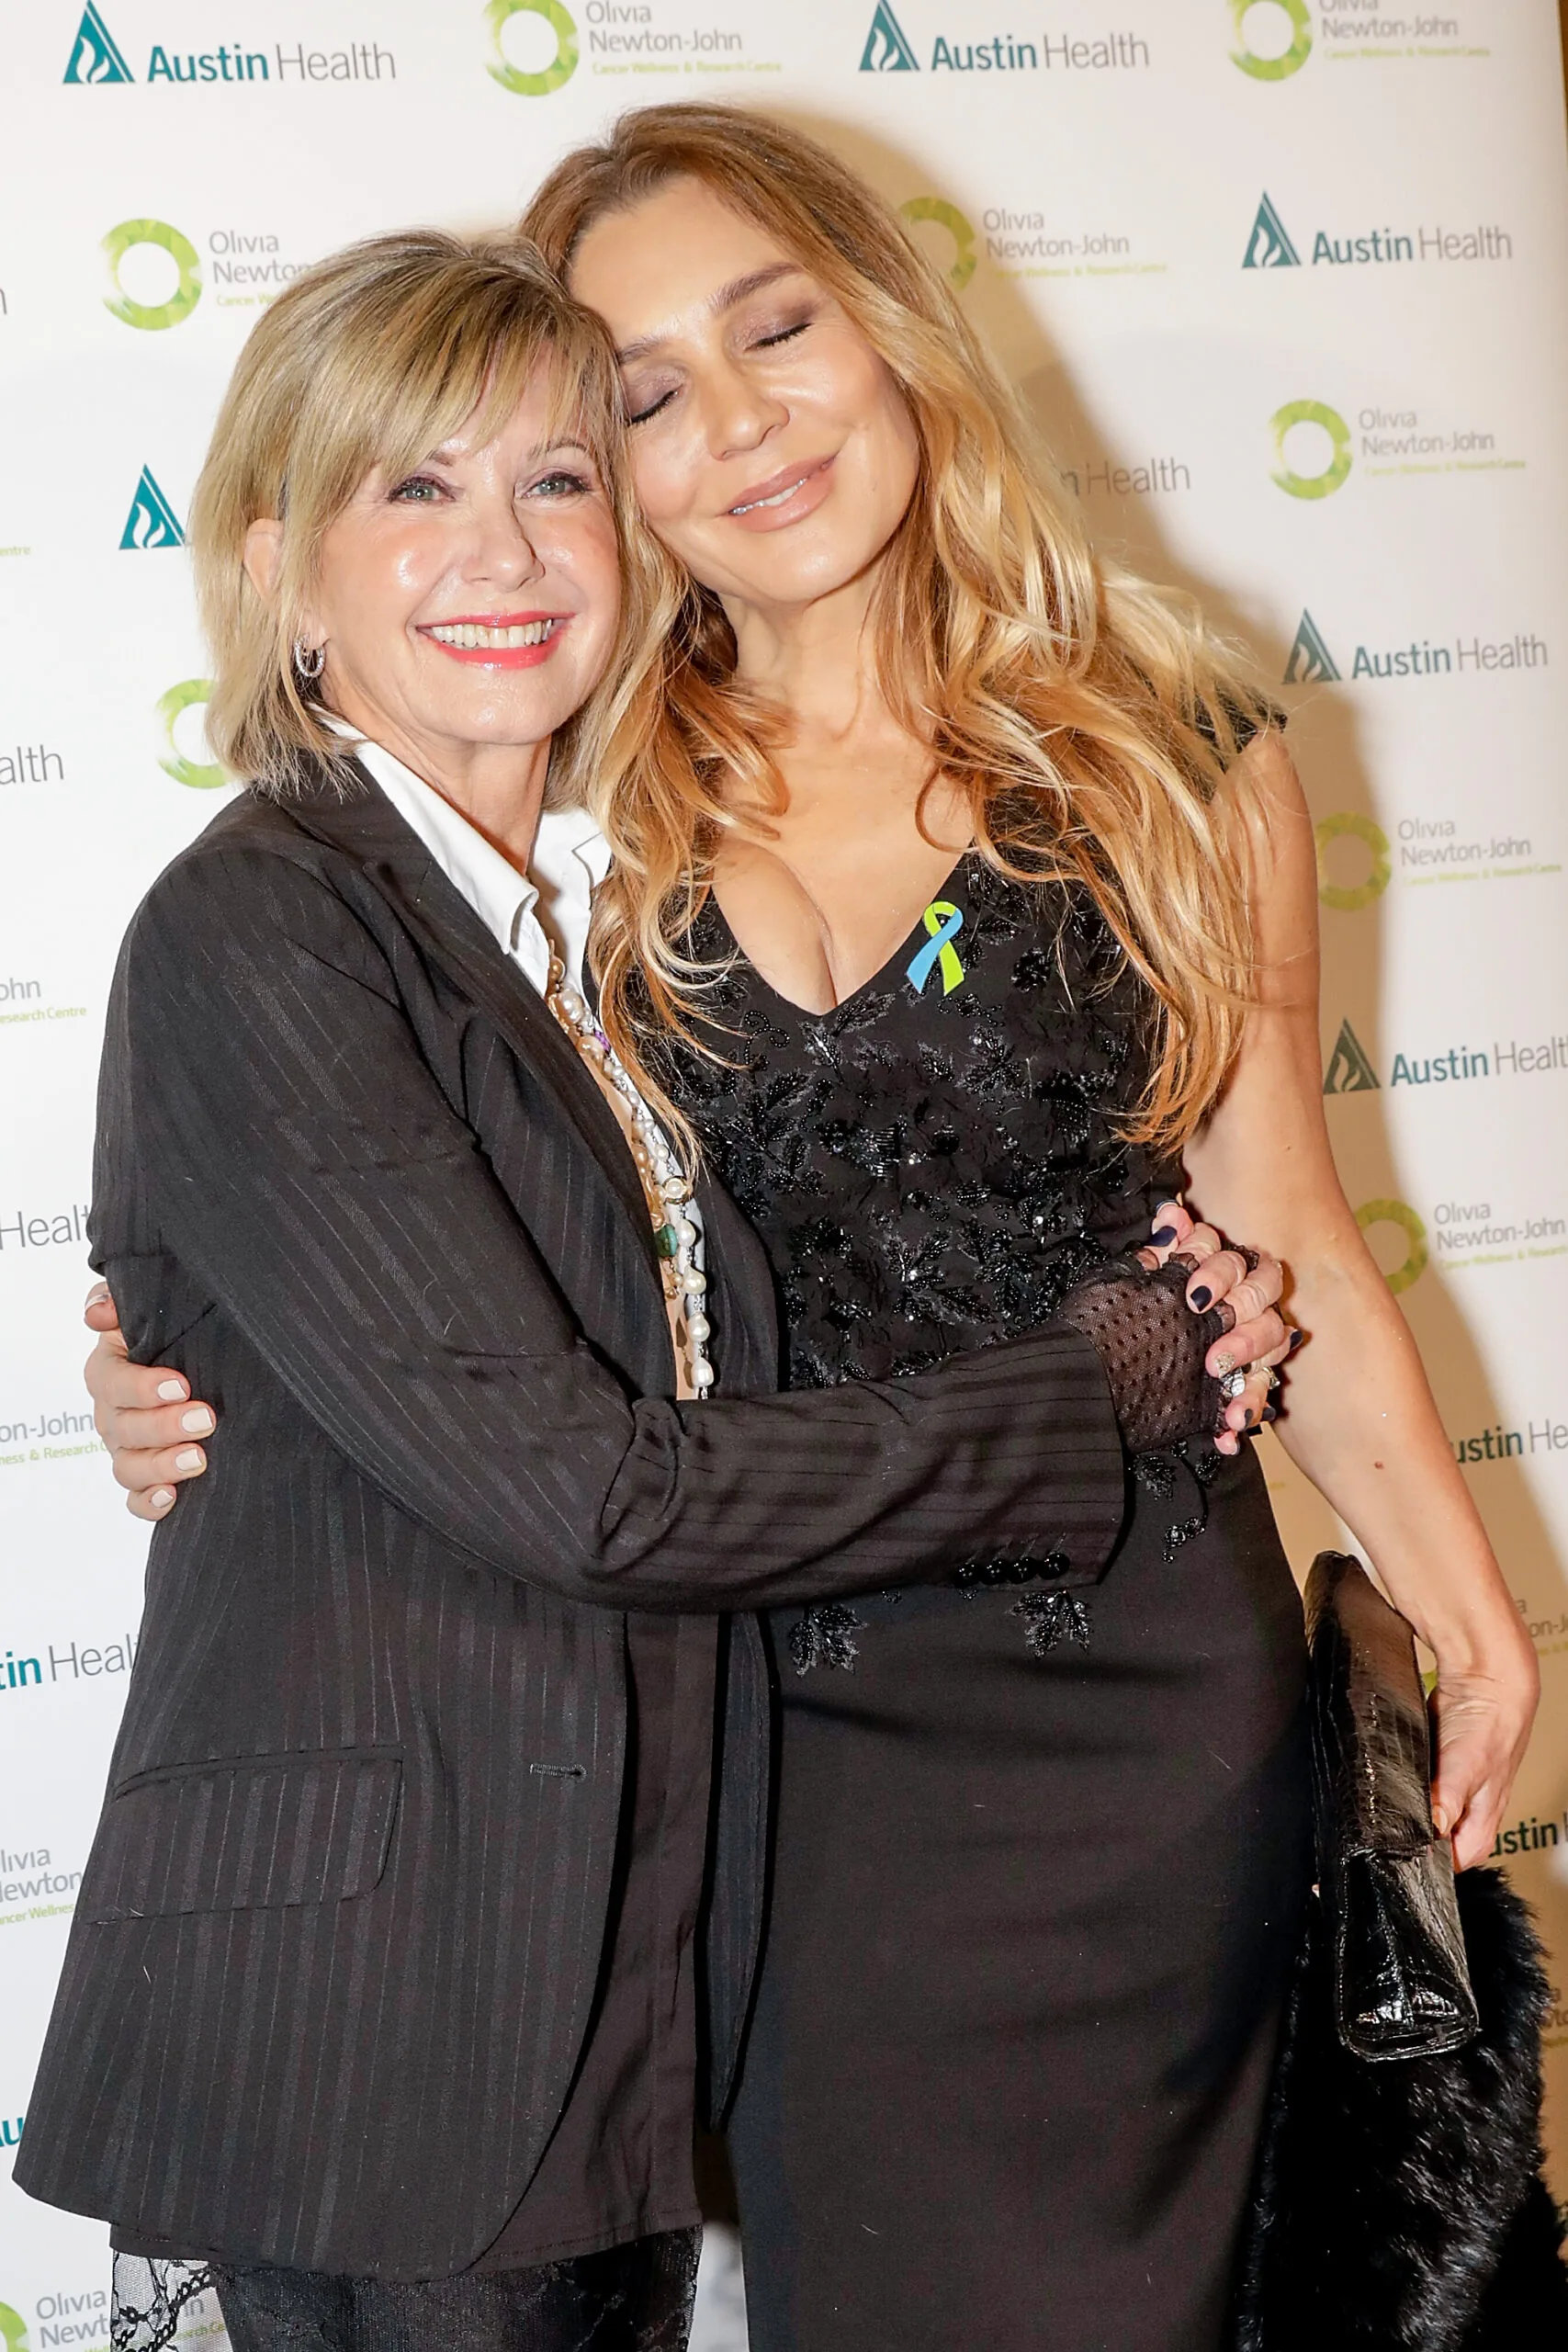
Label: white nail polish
xmin=175 ymin=1448 xmax=204 ymax=1472
xmin=180 ymin=1407 xmax=214 ymax=1435
xmin=151 ymin=1489 xmax=175 ymax=1509
xmin=157 ymin=1379 xmax=187 ymax=1403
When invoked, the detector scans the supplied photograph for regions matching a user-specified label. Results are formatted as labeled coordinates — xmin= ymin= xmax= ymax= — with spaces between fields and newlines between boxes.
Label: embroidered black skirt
xmin=727 ymin=1445 xmax=1311 ymax=2352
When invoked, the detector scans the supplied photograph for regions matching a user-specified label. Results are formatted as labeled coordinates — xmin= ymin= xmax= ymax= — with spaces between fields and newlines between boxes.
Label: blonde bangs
xmin=525 ymin=107 xmax=1275 ymax=1154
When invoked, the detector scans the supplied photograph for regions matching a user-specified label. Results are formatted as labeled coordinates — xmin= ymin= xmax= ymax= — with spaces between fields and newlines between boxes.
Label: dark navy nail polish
xmin=1151 ymin=1225 xmax=1178 ymax=1247
xmin=1288 ymin=1328 xmax=1305 ymax=1352
xmin=1262 ymin=1406 xmax=1278 ymax=1423
xmin=1190 ymin=1285 xmax=1213 ymax=1310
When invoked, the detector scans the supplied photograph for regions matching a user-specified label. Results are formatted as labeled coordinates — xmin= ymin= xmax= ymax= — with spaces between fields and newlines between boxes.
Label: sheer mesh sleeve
xmin=1056 ymin=1260 xmax=1227 ymax=1455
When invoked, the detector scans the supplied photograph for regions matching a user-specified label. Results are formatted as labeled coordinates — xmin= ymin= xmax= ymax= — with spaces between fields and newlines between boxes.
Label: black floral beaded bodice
xmin=656 ymin=854 xmax=1181 ymax=1394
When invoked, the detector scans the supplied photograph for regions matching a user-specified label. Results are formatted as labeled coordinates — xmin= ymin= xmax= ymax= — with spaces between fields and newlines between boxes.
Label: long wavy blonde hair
xmin=525 ymin=106 xmax=1272 ymax=1150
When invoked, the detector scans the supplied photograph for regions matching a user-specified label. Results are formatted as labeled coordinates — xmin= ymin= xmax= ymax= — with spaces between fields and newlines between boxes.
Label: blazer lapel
xmin=282 ymin=763 xmax=659 ymax=1271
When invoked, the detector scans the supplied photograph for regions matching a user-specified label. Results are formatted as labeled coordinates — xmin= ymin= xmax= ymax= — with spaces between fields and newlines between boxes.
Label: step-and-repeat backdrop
xmin=2 ymin=3 xmax=1566 ymax=2344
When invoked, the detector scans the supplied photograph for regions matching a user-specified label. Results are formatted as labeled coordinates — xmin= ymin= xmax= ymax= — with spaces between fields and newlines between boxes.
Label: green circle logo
xmin=156 ymin=679 xmax=224 ymax=789
xmin=103 ymin=218 xmax=202 ymax=331
xmin=1314 ymin=811 xmax=1390 ymax=912
xmin=486 ymin=0 xmax=578 ymax=94
xmin=1230 ymin=0 xmax=1313 ymax=79
xmin=1356 ymin=1199 xmax=1428 ymax=1295
xmin=899 ymin=198 xmax=977 ymax=293
xmin=1271 ymin=399 xmax=1352 ymax=500
xmin=0 ymin=2303 xmax=28 ymax=2352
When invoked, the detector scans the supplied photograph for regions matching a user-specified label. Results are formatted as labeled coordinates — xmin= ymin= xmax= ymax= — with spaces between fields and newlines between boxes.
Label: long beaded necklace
xmin=544 ymin=952 xmax=716 ymax=1395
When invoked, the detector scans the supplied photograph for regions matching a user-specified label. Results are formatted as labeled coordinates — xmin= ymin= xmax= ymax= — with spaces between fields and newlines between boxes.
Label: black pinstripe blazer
xmin=17 ymin=763 xmax=1127 ymax=2278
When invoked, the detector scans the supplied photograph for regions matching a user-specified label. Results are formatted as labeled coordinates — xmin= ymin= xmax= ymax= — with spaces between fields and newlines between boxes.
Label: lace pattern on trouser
xmin=111 ymin=2256 xmax=216 ymax=2352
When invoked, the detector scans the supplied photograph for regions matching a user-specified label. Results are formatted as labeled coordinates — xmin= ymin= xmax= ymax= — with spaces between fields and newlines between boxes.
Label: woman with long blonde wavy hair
xmin=517 ymin=105 xmax=1537 ymax=2350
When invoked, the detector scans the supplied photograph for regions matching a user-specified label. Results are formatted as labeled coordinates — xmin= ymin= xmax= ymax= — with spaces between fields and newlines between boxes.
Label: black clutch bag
xmin=1234 ymin=1550 xmax=1568 ymax=2350
xmin=1303 ymin=1548 xmax=1478 ymax=2059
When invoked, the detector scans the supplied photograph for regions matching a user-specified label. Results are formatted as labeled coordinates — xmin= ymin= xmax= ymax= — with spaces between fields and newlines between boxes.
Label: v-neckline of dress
xmin=706 ymin=848 xmax=975 ymax=1023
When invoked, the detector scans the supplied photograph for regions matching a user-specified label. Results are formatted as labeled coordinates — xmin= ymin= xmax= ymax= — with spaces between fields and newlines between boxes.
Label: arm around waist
xmin=112 ymin=842 xmax=1126 ymax=1609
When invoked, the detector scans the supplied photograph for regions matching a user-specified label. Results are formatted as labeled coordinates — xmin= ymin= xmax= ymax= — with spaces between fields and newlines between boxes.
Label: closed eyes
xmin=625 ymin=315 xmax=815 ymax=427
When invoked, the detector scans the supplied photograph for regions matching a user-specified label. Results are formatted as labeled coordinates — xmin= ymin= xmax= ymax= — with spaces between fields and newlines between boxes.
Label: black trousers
xmin=210 ymin=2232 xmax=700 ymax=2352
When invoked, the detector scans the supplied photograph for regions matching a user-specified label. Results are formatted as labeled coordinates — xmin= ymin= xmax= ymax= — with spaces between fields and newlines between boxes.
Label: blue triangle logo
xmin=1323 ymin=1019 xmax=1380 ymax=1095
xmin=1243 ymin=192 xmax=1300 ymax=269
xmin=861 ymin=2 xmax=919 ymax=69
xmin=1283 ymin=608 xmax=1340 ymax=684
xmin=64 ymin=3 xmax=133 ymax=82
xmin=119 ymin=467 xmax=186 ymax=550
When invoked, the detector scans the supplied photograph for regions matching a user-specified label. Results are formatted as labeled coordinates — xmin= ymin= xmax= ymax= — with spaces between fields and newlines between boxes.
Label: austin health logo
xmin=1284 ymin=609 xmax=1340 ymax=684
xmin=486 ymin=0 xmax=578 ymax=94
xmin=1270 ymin=400 xmax=1351 ymax=499
xmin=63 ymin=3 xmax=130 ymax=81
xmin=1243 ymin=194 xmax=1300 ymax=269
xmin=119 ymin=468 xmax=184 ymax=550
xmin=899 ymin=198 xmax=976 ymax=290
xmin=1229 ymin=0 xmax=1312 ymax=80
xmin=862 ymin=2 xmax=919 ymax=69
xmin=102 ymin=220 xmax=201 ymax=331
xmin=1323 ymin=1019 xmax=1379 ymax=1095
xmin=157 ymin=680 xmax=224 ymax=789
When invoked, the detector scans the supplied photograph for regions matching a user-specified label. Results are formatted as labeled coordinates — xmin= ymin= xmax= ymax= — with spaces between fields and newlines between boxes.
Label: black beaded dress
xmin=655 ymin=852 xmax=1312 ymax=2352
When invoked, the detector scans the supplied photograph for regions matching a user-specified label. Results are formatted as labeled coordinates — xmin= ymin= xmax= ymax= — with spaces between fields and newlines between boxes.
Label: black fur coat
xmin=1233 ymin=1866 xmax=1568 ymax=2348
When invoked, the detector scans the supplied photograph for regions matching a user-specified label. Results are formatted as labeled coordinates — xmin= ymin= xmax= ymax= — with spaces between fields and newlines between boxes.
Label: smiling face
xmin=568 ymin=178 xmax=921 ymax=626
xmin=290 ymin=369 xmax=621 ymax=779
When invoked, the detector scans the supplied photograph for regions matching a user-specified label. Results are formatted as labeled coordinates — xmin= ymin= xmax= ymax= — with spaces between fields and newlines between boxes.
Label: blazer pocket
xmin=81 ymin=1747 xmax=402 ymax=1923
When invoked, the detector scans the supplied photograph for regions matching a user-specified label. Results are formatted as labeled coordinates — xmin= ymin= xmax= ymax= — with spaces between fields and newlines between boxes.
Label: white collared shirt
xmin=346 ymin=730 xmax=611 ymax=996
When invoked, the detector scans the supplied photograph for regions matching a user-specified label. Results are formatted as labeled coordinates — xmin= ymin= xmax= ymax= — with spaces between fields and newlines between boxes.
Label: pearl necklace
xmin=544 ymin=953 xmax=716 ymax=1395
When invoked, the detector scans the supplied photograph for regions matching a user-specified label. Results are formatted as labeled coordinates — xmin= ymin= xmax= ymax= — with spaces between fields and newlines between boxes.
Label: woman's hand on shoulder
xmin=84 ymin=1283 xmax=216 ymax=1521
xmin=1138 ymin=1201 xmax=1292 ymax=1456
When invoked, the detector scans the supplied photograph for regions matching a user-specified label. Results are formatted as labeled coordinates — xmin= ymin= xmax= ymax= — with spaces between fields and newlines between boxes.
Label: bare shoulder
xmin=1217 ymin=725 xmax=1311 ymax=876
xmin=1213 ymin=727 xmax=1320 ymax=1000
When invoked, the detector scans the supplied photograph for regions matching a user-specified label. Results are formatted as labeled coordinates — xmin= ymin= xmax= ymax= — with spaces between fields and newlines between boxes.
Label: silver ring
xmin=1221 ymin=1369 xmax=1247 ymax=1400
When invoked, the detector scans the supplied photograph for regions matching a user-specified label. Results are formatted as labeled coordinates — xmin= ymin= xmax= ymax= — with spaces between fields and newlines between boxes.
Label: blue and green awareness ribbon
xmin=906 ymin=899 xmax=966 ymax=997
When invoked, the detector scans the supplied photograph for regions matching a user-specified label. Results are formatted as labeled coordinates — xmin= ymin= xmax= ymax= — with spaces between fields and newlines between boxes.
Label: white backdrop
xmin=3 ymin=4 xmax=1567 ymax=2345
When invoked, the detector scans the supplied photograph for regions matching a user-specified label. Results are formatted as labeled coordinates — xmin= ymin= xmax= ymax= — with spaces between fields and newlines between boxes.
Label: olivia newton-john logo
xmin=487 ymin=0 xmax=578 ymax=92
xmin=488 ymin=0 xmax=767 ymax=90
xmin=103 ymin=218 xmax=200 ymax=331
xmin=1269 ymin=399 xmax=1520 ymax=496
xmin=910 ymin=195 xmax=1164 ymax=283
xmin=103 ymin=221 xmax=308 ymax=326
xmin=899 ymin=198 xmax=976 ymax=290
xmin=861 ymin=3 xmax=1149 ymax=73
xmin=1228 ymin=1 xmax=1487 ymax=78
xmin=66 ymin=4 xmax=396 ymax=84
xmin=1244 ymin=191 xmax=1512 ymax=270
xmin=1314 ymin=809 xmax=1557 ymax=906
xmin=156 ymin=680 xmax=224 ymax=789
xmin=1355 ymin=1199 xmax=1427 ymax=1295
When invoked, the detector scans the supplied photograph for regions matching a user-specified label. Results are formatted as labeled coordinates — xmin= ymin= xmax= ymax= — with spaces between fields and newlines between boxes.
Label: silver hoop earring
xmin=293 ymin=639 xmax=325 ymax=681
